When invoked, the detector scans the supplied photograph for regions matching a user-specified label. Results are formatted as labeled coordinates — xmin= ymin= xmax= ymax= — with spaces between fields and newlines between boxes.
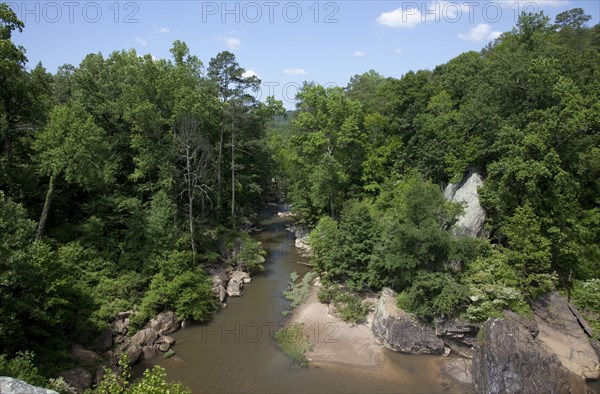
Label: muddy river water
xmin=139 ymin=206 xmax=470 ymax=393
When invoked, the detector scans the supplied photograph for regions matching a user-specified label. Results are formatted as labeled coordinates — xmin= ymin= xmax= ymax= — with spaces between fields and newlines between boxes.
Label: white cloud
xmin=376 ymin=1 xmax=474 ymax=28
xmin=394 ymin=48 xmax=403 ymax=54
xmin=134 ymin=37 xmax=147 ymax=47
xmin=458 ymin=23 xmax=501 ymax=42
xmin=353 ymin=50 xmax=366 ymax=57
xmin=283 ymin=68 xmax=307 ymax=75
xmin=217 ymin=36 xmax=241 ymax=50
xmin=242 ymin=70 xmax=259 ymax=78
xmin=376 ymin=7 xmax=422 ymax=28
xmin=158 ymin=27 xmax=170 ymax=33
xmin=226 ymin=37 xmax=240 ymax=50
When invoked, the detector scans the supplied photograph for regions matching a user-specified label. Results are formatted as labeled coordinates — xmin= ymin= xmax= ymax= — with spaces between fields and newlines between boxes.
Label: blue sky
xmin=7 ymin=0 xmax=600 ymax=107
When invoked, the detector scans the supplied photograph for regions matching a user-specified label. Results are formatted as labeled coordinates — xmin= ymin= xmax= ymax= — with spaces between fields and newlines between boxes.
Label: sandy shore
xmin=286 ymin=279 xmax=474 ymax=390
xmin=287 ymin=284 xmax=384 ymax=368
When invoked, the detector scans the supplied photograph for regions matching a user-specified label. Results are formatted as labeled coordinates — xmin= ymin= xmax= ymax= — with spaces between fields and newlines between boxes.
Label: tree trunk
xmin=217 ymin=121 xmax=224 ymax=217
xmin=189 ymin=192 xmax=196 ymax=264
xmin=231 ymin=117 xmax=236 ymax=229
xmin=36 ymin=173 xmax=56 ymax=241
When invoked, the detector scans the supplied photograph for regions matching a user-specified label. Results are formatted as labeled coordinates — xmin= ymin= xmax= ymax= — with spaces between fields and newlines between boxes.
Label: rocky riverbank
xmin=286 ymin=278 xmax=600 ymax=394
xmin=286 ymin=279 xmax=473 ymax=390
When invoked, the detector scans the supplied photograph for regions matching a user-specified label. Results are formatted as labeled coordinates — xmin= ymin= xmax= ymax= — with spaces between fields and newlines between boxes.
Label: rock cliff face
xmin=532 ymin=292 xmax=600 ymax=380
xmin=472 ymin=318 xmax=587 ymax=394
xmin=444 ymin=169 xmax=486 ymax=237
xmin=0 ymin=377 xmax=58 ymax=394
xmin=371 ymin=288 xmax=445 ymax=354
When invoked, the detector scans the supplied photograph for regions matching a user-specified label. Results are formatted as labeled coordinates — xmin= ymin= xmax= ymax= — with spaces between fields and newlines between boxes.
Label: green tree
xmin=33 ymin=101 xmax=112 ymax=239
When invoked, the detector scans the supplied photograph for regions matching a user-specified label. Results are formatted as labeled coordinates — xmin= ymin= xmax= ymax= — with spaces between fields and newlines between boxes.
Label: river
xmin=138 ymin=205 xmax=469 ymax=393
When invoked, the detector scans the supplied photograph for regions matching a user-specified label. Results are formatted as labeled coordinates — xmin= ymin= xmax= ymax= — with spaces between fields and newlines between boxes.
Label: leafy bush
xmin=0 ymin=352 xmax=46 ymax=388
xmin=222 ymin=230 xmax=266 ymax=272
xmin=95 ymin=356 xmax=190 ymax=394
xmin=131 ymin=251 xmax=219 ymax=328
xmin=317 ymin=282 xmax=340 ymax=304
xmin=397 ymin=271 xmax=468 ymax=323
xmin=283 ymin=271 xmax=317 ymax=310
xmin=332 ymin=292 xmax=369 ymax=324
xmin=273 ymin=324 xmax=313 ymax=366
xmin=310 ymin=200 xmax=378 ymax=289
xmin=464 ymin=250 xmax=532 ymax=321
xmin=571 ymin=279 xmax=600 ymax=338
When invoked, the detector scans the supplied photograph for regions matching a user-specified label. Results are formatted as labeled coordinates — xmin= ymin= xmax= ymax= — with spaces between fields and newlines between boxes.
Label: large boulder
xmin=227 ymin=271 xmax=251 ymax=297
xmin=57 ymin=367 xmax=93 ymax=394
xmin=435 ymin=317 xmax=480 ymax=358
xmin=444 ymin=169 xmax=486 ymax=237
xmin=473 ymin=318 xmax=587 ymax=394
xmin=146 ymin=310 xmax=179 ymax=335
xmin=371 ymin=288 xmax=445 ymax=354
xmin=210 ymin=268 xmax=228 ymax=303
xmin=289 ymin=224 xmax=311 ymax=254
xmin=0 ymin=377 xmax=58 ymax=394
xmin=532 ymin=292 xmax=600 ymax=380
xmin=131 ymin=327 xmax=159 ymax=347
xmin=70 ymin=343 xmax=100 ymax=369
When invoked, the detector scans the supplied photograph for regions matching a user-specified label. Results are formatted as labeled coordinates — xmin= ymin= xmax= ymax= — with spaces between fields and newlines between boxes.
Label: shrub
xmin=571 ymin=279 xmax=600 ymax=338
xmin=397 ymin=271 xmax=468 ymax=323
xmin=464 ymin=250 xmax=532 ymax=322
xmin=95 ymin=356 xmax=190 ymax=394
xmin=332 ymin=292 xmax=369 ymax=324
xmin=283 ymin=271 xmax=317 ymax=310
xmin=273 ymin=324 xmax=313 ymax=366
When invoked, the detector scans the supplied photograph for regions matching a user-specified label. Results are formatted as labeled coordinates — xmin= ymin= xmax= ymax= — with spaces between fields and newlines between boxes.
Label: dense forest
xmin=269 ymin=9 xmax=600 ymax=327
xmin=1 ymin=2 xmax=600 ymax=391
xmin=0 ymin=2 xmax=280 ymax=386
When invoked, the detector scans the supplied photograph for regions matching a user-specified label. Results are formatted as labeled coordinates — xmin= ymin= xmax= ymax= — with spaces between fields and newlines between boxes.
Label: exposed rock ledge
xmin=473 ymin=318 xmax=588 ymax=394
xmin=0 ymin=377 xmax=58 ymax=394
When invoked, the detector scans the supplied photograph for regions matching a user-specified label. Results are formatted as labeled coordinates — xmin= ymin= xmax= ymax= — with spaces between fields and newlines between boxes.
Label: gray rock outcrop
xmin=227 ymin=271 xmax=251 ymax=297
xmin=209 ymin=268 xmax=228 ymax=303
xmin=131 ymin=327 xmax=159 ymax=347
xmin=435 ymin=317 xmax=480 ymax=358
xmin=146 ymin=310 xmax=179 ymax=335
xmin=289 ymin=224 xmax=311 ymax=254
xmin=444 ymin=169 xmax=486 ymax=237
xmin=532 ymin=292 xmax=600 ymax=380
xmin=57 ymin=367 xmax=92 ymax=393
xmin=371 ymin=288 xmax=445 ymax=354
xmin=472 ymin=318 xmax=587 ymax=394
xmin=70 ymin=343 xmax=100 ymax=369
xmin=0 ymin=377 xmax=58 ymax=394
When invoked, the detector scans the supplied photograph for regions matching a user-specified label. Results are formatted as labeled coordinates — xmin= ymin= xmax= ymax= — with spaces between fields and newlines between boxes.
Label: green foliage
xmin=95 ymin=356 xmax=191 ymax=394
xmin=571 ymin=279 xmax=600 ymax=338
xmin=273 ymin=324 xmax=313 ymax=366
xmin=397 ymin=271 xmax=468 ymax=323
xmin=223 ymin=230 xmax=266 ymax=272
xmin=310 ymin=200 xmax=378 ymax=288
xmin=283 ymin=271 xmax=317 ymax=311
xmin=332 ymin=292 xmax=369 ymax=325
xmin=464 ymin=249 xmax=531 ymax=321
xmin=369 ymin=175 xmax=479 ymax=291
xmin=132 ymin=253 xmax=219 ymax=328
xmin=317 ymin=281 xmax=340 ymax=304
xmin=0 ymin=352 xmax=46 ymax=387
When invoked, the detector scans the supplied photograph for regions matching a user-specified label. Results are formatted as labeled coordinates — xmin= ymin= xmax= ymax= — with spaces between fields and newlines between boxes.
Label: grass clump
xmin=273 ymin=323 xmax=313 ymax=366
